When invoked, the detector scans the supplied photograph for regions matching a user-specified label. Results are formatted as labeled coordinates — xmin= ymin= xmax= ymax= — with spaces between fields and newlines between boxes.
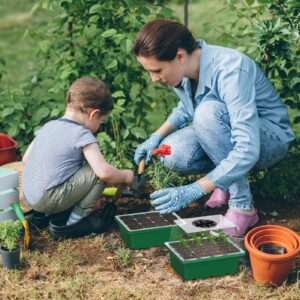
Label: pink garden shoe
xmin=224 ymin=208 xmax=259 ymax=236
xmin=205 ymin=188 xmax=229 ymax=208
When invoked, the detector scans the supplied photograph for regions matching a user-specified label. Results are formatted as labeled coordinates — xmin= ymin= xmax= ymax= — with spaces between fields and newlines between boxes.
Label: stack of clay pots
xmin=245 ymin=225 xmax=300 ymax=286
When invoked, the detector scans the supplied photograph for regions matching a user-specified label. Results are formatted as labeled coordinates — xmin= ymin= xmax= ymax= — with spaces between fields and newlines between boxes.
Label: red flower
xmin=152 ymin=144 xmax=171 ymax=157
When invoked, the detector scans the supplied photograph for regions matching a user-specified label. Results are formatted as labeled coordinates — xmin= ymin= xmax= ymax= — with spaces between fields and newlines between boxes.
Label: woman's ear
xmin=176 ymin=48 xmax=186 ymax=64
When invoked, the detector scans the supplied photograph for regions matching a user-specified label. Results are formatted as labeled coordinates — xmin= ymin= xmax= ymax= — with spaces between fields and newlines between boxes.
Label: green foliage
xmin=221 ymin=0 xmax=300 ymax=202
xmin=0 ymin=0 xmax=177 ymax=164
xmin=0 ymin=220 xmax=23 ymax=251
xmin=146 ymin=156 xmax=188 ymax=190
xmin=250 ymin=149 xmax=300 ymax=203
xmin=115 ymin=246 xmax=133 ymax=268
xmin=222 ymin=0 xmax=299 ymax=128
xmin=179 ymin=230 xmax=229 ymax=249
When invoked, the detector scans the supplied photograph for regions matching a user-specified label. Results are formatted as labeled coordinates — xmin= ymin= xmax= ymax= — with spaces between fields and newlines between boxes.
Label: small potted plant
xmin=165 ymin=230 xmax=245 ymax=280
xmin=0 ymin=220 xmax=23 ymax=269
xmin=115 ymin=145 xmax=186 ymax=249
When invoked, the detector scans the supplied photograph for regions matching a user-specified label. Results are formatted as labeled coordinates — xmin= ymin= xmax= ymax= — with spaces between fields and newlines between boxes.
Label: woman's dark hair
xmin=66 ymin=77 xmax=114 ymax=116
xmin=134 ymin=19 xmax=197 ymax=61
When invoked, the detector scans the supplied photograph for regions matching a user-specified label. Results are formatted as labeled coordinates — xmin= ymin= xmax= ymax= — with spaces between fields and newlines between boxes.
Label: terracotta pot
xmin=245 ymin=225 xmax=300 ymax=286
xmin=250 ymin=229 xmax=299 ymax=252
xmin=252 ymin=235 xmax=294 ymax=253
xmin=247 ymin=225 xmax=299 ymax=250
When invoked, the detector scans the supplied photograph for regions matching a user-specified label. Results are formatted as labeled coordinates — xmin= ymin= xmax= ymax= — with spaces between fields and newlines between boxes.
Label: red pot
xmin=0 ymin=134 xmax=17 ymax=165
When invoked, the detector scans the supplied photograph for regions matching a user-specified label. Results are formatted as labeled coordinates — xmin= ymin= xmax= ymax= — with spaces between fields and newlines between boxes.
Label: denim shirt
xmin=167 ymin=40 xmax=295 ymax=190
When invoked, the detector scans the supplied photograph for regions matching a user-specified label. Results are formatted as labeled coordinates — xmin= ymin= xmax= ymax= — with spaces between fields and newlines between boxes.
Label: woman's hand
xmin=150 ymin=181 xmax=206 ymax=214
xmin=134 ymin=133 xmax=163 ymax=165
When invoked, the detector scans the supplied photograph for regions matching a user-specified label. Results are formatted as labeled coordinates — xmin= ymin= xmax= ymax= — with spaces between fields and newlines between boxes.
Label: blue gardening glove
xmin=150 ymin=181 xmax=206 ymax=214
xmin=134 ymin=133 xmax=163 ymax=165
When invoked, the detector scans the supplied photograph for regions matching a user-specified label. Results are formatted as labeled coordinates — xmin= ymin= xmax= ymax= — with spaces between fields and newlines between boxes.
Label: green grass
xmin=170 ymin=0 xmax=242 ymax=46
xmin=0 ymin=0 xmax=55 ymax=88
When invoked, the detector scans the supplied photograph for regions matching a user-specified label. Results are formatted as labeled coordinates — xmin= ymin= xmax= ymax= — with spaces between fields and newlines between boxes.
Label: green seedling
xmin=189 ymin=232 xmax=203 ymax=247
xmin=213 ymin=229 xmax=230 ymax=243
xmin=115 ymin=247 xmax=133 ymax=268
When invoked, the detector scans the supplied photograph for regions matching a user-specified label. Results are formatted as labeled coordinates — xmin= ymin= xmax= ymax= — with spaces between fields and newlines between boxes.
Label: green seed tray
xmin=115 ymin=212 xmax=181 ymax=250
xmin=165 ymin=238 xmax=245 ymax=280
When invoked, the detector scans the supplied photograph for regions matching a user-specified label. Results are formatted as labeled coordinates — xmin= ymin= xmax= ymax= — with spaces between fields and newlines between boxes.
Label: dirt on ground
xmin=1 ymin=162 xmax=299 ymax=299
xmin=0 ymin=195 xmax=298 ymax=300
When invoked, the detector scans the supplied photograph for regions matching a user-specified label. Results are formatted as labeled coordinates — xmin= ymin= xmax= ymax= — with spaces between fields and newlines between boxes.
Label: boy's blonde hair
xmin=66 ymin=77 xmax=114 ymax=116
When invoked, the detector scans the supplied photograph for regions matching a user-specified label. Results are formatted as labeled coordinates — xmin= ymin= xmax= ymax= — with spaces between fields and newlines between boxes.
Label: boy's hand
xmin=134 ymin=134 xmax=163 ymax=165
xmin=150 ymin=181 xmax=206 ymax=214
xmin=124 ymin=170 xmax=134 ymax=185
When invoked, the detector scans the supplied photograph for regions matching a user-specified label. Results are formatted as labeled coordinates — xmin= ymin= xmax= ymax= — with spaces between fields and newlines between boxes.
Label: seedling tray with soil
xmin=115 ymin=211 xmax=181 ymax=249
xmin=165 ymin=237 xmax=245 ymax=280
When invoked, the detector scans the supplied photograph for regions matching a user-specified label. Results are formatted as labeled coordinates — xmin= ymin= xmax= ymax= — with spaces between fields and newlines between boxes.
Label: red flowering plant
xmin=146 ymin=144 xmax=187 ymax=190
xmin=152 ymin=144 xmax=171 ymax=157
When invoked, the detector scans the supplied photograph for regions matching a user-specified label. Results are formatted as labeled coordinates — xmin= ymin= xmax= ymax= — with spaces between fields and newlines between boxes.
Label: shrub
xmin=221 ymin=0 xmax=300 ymax=202
xmin=0 ymin=0 xmax=178 ymax=168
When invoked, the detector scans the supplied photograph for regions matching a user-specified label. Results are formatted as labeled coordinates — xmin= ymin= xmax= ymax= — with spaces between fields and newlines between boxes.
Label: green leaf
xmin=106 ymin=59 xmax=118 ymax=69
xmin=89 ymin=4 xmax=101 ymax=14
xmin=101 ymin=29 xmax=117 ymax=38
xmin=125 ymin=39 xmax=133 ymax=53
xmin=112 ymin=90 xmax=125 ymax=98
xmin=270 ymin=211 xmax=279 ymax=217
xmin=38 ymin=40 xmax=52 ymax=53
xmin=32 ymin=107 xmax=50 ymax=124
xmin=246 ymin=0 xmax=255 ymax=5
xmin=2 ymin=108 xmax=14 ymax=118
xmin=7 ymin=126 xmax=17 ymax=137
xmin=19 ymin=123 xmax=26 ymax=130
xmin=131 ymin=127 xmax=147 ymax=139
xmin=121 ymin=128 xmax=129 ymax=139
xmin=50 ymin=108 xmax=61 ymax=117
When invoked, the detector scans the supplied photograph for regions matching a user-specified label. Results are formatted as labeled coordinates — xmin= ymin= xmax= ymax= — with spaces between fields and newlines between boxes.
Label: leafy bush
xmin=0 ymin=0 xmax=177 ymax=167
xmin=222 ymin=0 xmax=299 ymax=126
xmin=221 ymin=0 xmax=300 ymax=202
xmin=0 ymin=220 xmax=23 ymax=251
xmin=250 ymin=147 xmax=300 ymax=203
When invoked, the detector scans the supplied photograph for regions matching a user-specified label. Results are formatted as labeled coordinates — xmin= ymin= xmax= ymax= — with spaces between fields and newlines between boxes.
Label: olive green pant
xmin=32 ymin=165 xmax=106 ymax=218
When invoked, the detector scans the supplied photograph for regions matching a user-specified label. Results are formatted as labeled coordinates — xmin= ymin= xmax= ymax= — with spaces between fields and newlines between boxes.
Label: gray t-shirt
xmin=23 ymin=118 xmax=97 ymax=205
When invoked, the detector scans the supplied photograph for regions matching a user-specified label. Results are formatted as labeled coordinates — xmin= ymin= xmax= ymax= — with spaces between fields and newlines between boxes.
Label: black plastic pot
xmin=0 ymin=245 xmax=21 ymax=269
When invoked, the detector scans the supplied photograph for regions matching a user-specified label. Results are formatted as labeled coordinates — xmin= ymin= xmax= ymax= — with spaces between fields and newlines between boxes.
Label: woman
xmin=133 ymin=19 xmax=295 ymax=236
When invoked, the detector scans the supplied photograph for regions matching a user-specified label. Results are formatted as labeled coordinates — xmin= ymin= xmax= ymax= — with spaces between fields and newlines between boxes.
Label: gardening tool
xmin=132 ymin=158 xmax=147 ymax=197
xmin=101 ymin=159 xmax=149 ymax=199
xmin=10 ymin=201 xmax=30 ymax=249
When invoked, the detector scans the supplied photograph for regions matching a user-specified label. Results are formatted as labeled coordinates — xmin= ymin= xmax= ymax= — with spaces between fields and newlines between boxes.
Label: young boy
xmin=22 ymin=77 xmax=134 ymax=238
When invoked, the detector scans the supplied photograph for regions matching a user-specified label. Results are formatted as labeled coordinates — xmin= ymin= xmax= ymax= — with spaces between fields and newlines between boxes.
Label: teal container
xmin=115 ymin=212 xmax=181 ymax=250
xmin=165 ymin=238 xmax=245 ymax=280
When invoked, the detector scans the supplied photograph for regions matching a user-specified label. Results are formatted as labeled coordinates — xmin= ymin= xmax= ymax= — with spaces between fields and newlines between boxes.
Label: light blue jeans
xmin=161 ymin=101 xmax=289 ymax=210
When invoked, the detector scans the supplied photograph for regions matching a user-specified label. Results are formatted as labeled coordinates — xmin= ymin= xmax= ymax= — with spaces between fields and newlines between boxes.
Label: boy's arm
xmin=22 ymin=140 xmax=35 ymax=165
xmin=83 ymin=143 xmax=134 ymax=185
